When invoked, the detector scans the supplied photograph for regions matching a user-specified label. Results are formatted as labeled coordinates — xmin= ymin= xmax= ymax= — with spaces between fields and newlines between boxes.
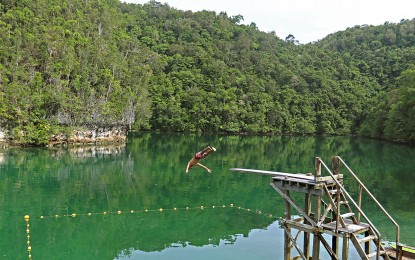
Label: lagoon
xmin=0 ymin=132 xmax=414 ymax=259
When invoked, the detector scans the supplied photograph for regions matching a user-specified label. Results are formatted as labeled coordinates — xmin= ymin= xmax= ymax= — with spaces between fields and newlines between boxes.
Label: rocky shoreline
xmin=0 ymin=126 xmax=128 ymax=147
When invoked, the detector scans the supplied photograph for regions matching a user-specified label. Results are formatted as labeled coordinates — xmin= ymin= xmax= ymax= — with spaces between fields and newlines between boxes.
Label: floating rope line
xmin=24 ymin=215 xmax=32 ymax=260
xmin=23 ymin=204 xmax=280 ymax=258
xmin=33 ymin=204 xmax=278 ymax=220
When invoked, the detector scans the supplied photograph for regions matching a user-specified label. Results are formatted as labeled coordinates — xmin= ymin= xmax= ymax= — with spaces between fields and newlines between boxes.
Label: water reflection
xmin=116 ymin=221 xmax=283 ymax=260
xmin=71 ymin=145 xmax=125 ymax=157
xmin=0 ymin=152 xmax=5 ymax=164
xmin=0 ymin=132 xmax=414 ymax=259
xmin=49 ymin=144 xmax=126 ymax=158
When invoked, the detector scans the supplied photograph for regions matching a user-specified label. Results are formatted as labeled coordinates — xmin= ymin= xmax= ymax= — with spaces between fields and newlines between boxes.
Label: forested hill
xmin=316 ymin=20 xmax=415 ymax=143
xmin=0 ymin=0 xmax=414 ymax=145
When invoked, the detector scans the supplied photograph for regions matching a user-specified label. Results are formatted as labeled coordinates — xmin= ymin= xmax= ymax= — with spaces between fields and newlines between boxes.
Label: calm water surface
xmin=0 ymin=132 xmax=414 ymax=259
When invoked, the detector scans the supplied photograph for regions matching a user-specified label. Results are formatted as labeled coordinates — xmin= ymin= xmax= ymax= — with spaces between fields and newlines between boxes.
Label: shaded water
xmin=0 ymin=132 xmax=414 ymax=259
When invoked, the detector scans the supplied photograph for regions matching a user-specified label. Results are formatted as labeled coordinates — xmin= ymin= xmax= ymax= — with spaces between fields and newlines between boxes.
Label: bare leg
xmin=197 ymin=163 xmax=211 ymax=173
xmin=201 ymin=146 xmax=216 ymax=158
xmin=200 ymin=146 xmax=212 ymax=155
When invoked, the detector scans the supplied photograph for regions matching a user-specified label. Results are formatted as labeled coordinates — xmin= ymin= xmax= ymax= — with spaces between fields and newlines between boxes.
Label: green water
xmin=0 ymin=132 xmax=414 ymax=259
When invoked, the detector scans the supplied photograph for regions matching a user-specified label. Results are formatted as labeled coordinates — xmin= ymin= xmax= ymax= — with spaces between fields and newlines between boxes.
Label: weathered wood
xmin=283 ymin=225 xmax=308 ymax=260
xmin=322 ymin=220 xmax=370 ymax=234
xmin=343 ymin=234 xmax=350 ymax=260
xmin=312 ymin=194 xmax=321 ymax=260
xmin=364 ymin=231 xmax=371 ymax=255
xmin=332 ymin=234 xmax=339 ymax=260
xmin=230 ymin=167 xmax=343 ymax=183
xmin=270 ymin=182 xmax=316 ymax=226
xmin=230 ymin=168 xmax=314 ymax=180
xmin=304 ymin=194 xmax=311 ymax=259
xmin=271 ymin=179 xmax=324 ymax=195
xmin=322 ymin=186 xmax=347 ymax=229
xmin=284 ymin=219 xmax=315 ymax=233
xmin=231 ymin=156 xmax=400 ymax=260
xmin=350 ymin=233 xmax=371 ymax=259
xmin=285 ymin=219 xmax=349 ymax=238
xmin=284 ymin=190 xmax=291 ymax=260
xmin=317 ymin=233 xmax=339 ymax=260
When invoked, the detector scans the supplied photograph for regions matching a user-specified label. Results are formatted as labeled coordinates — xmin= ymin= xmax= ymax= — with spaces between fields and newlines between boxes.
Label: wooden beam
xmin=312 ymin=194 xmax=321 ymax=260
xmin=271 ymin=182 xmax=317 ymax=225
xmin=304 ymin=194 xmax=311 ymax=259
xmin=285 ymin=219 xmax=346 ymax=238
xmin=317 ymin=233 xmax=339 ymax=260
xmin=283 ymin=225 xmax=308 ymax=260
xmin=284 ymin=190 xmax=292 ymax=260
xmin=284 ymin=220 xmax=315 ymax=233
xmin=271 ymin=180 xmax=323 ymax=195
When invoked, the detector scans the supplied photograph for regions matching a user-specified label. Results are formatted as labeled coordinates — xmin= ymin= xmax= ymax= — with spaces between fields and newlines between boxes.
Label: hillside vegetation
xmin=0 ymin=0 xmax=414 ymax=145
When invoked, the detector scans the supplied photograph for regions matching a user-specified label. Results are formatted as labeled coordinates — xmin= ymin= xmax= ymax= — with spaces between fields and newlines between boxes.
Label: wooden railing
xmin=315 ymin=156 xmax=401 ymax=259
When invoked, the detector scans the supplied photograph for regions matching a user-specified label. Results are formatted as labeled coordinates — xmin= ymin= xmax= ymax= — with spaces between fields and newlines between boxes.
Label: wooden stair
xmin=323 ymin=186 xmax=392 ymax=260
xmin=230 ymin=156 xmax=404 ymax=260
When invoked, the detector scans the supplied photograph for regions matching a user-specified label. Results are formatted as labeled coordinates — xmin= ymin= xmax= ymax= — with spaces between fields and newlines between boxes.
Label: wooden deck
xmin=322 ymin=219 xmax=370 ymax=234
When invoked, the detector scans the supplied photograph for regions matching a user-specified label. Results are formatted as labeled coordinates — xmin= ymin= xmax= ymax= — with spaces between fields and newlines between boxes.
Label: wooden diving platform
xmin=230 ymin=168 xmax=343 ymax=195
xmin=230 ymin=157 xmax=403 ymax=260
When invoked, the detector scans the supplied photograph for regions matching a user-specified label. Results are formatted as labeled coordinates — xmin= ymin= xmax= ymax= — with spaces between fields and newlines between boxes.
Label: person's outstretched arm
xmin=186 ymin=161 xmax=191 ymax=173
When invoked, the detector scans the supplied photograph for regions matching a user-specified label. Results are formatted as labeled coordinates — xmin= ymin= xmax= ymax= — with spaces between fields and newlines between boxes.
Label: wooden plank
xmin=230 ymin=168 xmax=315 ymax=180
xmin=315 ymin=175 xmax=343 ymax=182
xmin=271 ymin=181 xmax=324 ymax=195
xmin=322 ymin=220 xmax=370 ymax=234
xmin=284 ymin=219 xmax=315 ymax=233
xmin=285 ymin=219 xmax=347 ymax=238
xmin=230 ymin=168 xmax=343 ymax=185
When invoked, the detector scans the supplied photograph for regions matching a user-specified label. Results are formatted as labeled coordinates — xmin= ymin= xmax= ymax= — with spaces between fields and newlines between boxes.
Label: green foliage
xmin=359 ymin=69 xmax=415 ymax=143
xmin=1 ymin=0 xmax=414 ymax=144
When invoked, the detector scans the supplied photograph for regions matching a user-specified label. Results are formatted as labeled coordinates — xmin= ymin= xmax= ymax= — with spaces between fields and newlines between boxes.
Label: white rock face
xmin=50 ymin=126 xmax=128 ymax=146
xmin=0 ymin=130 xmax=5 ymax=141
xmin=0 ymin=126 xmax=128 ymax=146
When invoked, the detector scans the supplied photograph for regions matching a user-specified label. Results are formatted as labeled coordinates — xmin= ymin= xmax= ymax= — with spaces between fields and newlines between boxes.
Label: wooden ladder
xmin=323 ymin=184 xmax=391 ymax=260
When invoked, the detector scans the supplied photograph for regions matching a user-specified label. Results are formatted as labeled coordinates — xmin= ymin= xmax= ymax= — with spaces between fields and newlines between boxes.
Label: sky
xmin=122 ymin=0 xmax=415 ymax=44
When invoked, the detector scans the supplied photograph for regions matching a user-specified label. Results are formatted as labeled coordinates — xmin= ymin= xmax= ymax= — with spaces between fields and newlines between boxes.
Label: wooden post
xmin=315 ymin=157 xmax=321 ymax=181
xmin=284 ymin=190 xmax=291 ymax=260
xmin=312 ymin=157 xmax=321 ymax=259
xmin=304 ymin=194 xmax=311 ymax=259
xmin=333 ymin=157 xmax=341 ymax=259
xmin=357 ymin=185 xmax=363 ymax=223
xmin=332 ymin=235 xmax=338 ymax=260
xmin=332 ymin=156 xmax=340 ymax=175
xmin=312 ymin=194 xmax=321 ymax=260
xmin=364 ymin=230 xmax=371 ymax=255
xmin=342 ymin=234 xmax=349 ymax=260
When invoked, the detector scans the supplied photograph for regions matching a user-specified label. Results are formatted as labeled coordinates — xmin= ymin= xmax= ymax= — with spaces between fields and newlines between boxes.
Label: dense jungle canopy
xmin=0 ymin=0 xmax=414 ymax=145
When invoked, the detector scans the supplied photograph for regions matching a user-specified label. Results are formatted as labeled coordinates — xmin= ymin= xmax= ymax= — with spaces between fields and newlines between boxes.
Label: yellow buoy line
xmin=23 ymin=204 xmax=279 ymax=259
xmin=24 ymin=215 xmax=32 ymax=260
xmin=33 ymin=203 xmax=278 ymax=219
